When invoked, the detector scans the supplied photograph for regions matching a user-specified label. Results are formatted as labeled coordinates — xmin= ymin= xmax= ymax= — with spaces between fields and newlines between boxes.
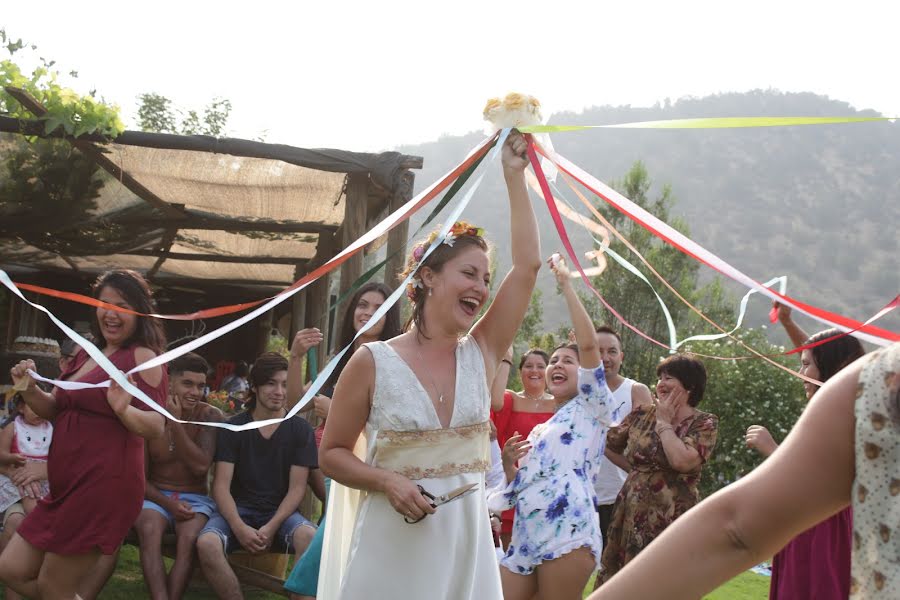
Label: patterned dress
xmin=599 ymin=404 xmax=718 ymax=583
xmin=851 ymin=342 xmax=900 ymax=598
xmin=491 ymin=390 xmax=555 ymax=537
xmin=487 ymin=365 xmax=621 ymax=574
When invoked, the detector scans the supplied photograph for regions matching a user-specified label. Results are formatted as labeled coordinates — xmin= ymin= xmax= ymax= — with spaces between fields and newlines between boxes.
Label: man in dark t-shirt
xmin=196 ymin=353 xmax=317 ymax=599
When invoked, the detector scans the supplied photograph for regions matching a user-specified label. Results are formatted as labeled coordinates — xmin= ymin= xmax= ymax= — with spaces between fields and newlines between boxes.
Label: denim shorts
xmin=142 ymin=491 xmax=217 ymax=527
xmin=199 ymin=504 xmax=315 ymax=554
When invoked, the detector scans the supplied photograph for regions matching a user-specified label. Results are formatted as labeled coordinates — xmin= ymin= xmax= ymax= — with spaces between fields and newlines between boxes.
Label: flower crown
xmin=405 ymin=221 xmax=485 ymax=301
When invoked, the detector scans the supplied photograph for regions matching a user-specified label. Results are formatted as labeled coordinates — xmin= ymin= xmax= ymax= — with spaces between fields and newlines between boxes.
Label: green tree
xmin=582 ymin=161 xmax=734 ymax=386
xmin=136 ymin=93 xmax=232 ymax=136
xmin=683 ymin=329 xmax=805 ymax=497
xmin=1 ymin=29 xmax=124 ymax=138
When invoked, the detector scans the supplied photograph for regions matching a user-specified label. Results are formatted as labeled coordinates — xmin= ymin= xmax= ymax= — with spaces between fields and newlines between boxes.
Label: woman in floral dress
xmin=597 ymin=353 xmax=718 ymax=585
xmin=488 ymin=255 xmax=621 ymax=600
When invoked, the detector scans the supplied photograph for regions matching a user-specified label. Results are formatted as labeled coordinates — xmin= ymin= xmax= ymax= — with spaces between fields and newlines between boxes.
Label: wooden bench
xmin=123 ymin=532 xmax=291 ymax=597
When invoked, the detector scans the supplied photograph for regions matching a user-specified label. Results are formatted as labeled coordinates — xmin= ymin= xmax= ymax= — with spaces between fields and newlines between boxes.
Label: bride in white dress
xmin=318 ymin=131 xmax=540 ymax=600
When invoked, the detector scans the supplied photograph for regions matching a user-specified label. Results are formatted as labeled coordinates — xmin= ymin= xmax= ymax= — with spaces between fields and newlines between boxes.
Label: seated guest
xmin=135 ymin=352 xmax=224 ymax=600
xmin=197 ymin=353 xmax=318 ymax=600
xmin=0 ymin=394 xmax=52 ymax=600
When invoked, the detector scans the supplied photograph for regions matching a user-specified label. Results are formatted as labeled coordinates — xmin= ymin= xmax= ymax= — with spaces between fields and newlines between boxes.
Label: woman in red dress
xmin=1 ymin=269 xmax=167 ymax=599
xmin=490 ymin=348 xmax=555 ymax=549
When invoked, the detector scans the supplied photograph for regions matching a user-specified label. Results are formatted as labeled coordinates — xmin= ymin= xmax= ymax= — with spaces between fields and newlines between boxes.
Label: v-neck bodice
xmin=364 ymin=335 xmax=490 ymax=433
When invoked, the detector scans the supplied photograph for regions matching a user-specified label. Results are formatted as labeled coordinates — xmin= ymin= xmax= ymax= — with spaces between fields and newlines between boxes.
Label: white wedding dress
xmin=318 ymin=335 xmax=502 ymax=600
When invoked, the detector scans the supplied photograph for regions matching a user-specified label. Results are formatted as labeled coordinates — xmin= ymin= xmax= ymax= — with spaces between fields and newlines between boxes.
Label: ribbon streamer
xmin=519 ymin=115 xmax=896 ymax=133
xmin=538 ymin=146 xmax=898 ymax=346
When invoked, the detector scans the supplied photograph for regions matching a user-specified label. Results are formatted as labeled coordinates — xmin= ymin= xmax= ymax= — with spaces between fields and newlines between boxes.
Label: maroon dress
xmin=769 ymin=507 xmax=852 ymax=600
xmin=18 ymin=346 xmax=167 ymax=555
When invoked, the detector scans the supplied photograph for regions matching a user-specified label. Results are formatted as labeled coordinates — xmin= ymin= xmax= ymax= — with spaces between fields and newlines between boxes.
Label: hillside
xmin=396 ymin=90 xmax=900 ymax=340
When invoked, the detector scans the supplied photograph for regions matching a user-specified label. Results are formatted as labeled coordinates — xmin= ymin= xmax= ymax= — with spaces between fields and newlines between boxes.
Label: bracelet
xmin=656 ymin=425 xmax=673 ymax=435
xmin=501 ymin=359 xmax=513 ymax=367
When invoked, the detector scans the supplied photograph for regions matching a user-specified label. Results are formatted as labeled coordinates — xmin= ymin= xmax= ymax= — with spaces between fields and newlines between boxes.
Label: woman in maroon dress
xmin=746 ymin=303 xmax=864 ymax=600
xmin=1 ymin=269 xmax=167 ymax=599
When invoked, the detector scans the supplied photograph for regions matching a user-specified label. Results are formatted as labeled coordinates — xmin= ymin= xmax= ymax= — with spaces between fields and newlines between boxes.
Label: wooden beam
xmin=146 ymin=228 xmax=179 ymax=279
xmin=385 ymin=170 xmax=415 ymax=286
xmin=5 ymin=89 xmax=189 ymax=221
xmin=0 ymin=110 xmax=423 ymax=175
xmin=115 ymin=212 xmax=337 ymax=235
xmin=129 ymin=249 xmax=312 ymax=266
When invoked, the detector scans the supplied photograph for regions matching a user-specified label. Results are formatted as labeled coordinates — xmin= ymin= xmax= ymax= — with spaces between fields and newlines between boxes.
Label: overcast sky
xmin=4 ymin=0 xmax=898 ymax=151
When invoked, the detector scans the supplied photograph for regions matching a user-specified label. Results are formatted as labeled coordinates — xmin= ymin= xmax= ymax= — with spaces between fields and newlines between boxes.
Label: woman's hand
xmin=313 ymin=394 xmax=332 ymax=419
xmin=7 ymin=454 xmax=27 ymax=469
xmin=502 ymin=130 xmax=529 ymax=173
xmin=383 ymin=472 xmax=436 ymax=522
xmin=656 ymin=388 xmax=687 ymax=429
xmin=547 ymin=253 xmax=572 ymax=287
xmin=10 ymin=460 xmax=42 ymax=485
xmin=290 ymin=328 xmax=324 ymax=360
xmin=502 ymin=432 xmax=531 ymax=469
xmin=746 ymin=425 xmax=779 ymax=457
xmin=10 ymin=360 xmax=37 ymax=392
xmin=107 ymin=373 xmax=136 ymax=416
xmin=773 ymin=301 xmax=792 ymax=324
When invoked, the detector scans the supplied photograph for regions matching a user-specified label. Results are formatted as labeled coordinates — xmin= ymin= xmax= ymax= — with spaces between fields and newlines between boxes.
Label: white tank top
xmin=593 ymin=378 xmax=634 ymax=505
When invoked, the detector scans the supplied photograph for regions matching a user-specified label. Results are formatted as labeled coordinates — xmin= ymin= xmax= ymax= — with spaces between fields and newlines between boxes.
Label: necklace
xmin=414 ymin=343 xmax=456 ymax=404
xmin=522 ymin=390 xmax=550 ymax=410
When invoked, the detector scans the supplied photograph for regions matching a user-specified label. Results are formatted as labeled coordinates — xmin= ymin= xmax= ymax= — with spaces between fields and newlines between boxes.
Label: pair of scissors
xmin=403 ymin=482 xmax=479 ymax=524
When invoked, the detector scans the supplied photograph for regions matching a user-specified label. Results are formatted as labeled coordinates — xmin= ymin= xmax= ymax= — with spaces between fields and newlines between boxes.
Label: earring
xmin=428 ymin=287 xmax=433 ymax=297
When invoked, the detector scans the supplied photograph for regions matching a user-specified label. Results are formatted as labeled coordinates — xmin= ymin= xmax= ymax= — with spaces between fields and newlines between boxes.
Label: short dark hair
xmin=656 ymin=354 xmax=707 ymax=407
xmin=594 ymin=325 xmax=622 ymax=347
xmin=245 ymin=353 xmax=289 ymax=411
xmin=169 ymin=352 xmax=209 ymax=378
xmin=804 ymin=329 xmax=865 ymax=383
xmin=518 ymin=348 xmax=550 ymax=370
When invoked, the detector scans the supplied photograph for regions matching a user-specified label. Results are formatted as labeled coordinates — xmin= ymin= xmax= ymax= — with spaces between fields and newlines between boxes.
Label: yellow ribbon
xmin=519 ymin=116 xmax=894 ymax=133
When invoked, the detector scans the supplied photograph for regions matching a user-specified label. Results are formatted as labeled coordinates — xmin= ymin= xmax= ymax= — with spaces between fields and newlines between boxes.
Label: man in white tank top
xmin=591 ymin=326 xmax=652 ymax=549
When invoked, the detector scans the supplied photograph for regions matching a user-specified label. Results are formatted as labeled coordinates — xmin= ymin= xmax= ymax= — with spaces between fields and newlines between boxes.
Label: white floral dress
xmin=488 ymin=364 xmax=622 ymax=574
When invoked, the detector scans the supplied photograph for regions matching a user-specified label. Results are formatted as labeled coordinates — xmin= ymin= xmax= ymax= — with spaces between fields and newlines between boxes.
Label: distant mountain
xmin=396 ymin=90 xmax=899 ymax=339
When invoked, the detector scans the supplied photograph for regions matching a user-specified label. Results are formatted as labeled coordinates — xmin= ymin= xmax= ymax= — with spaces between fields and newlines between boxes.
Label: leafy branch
xmin=0 ymin=29 xmax=125 ymax=139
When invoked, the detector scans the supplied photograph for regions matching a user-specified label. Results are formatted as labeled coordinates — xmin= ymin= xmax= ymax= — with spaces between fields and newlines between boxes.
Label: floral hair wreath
xmin=405 ymin=221 xmax=485 ymax=301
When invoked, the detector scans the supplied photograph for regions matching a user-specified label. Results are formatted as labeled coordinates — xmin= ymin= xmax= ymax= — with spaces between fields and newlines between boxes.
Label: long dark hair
xmin=326 ymin=282 xmax=401 ymax=390
xmin=90 ymin=269 xmax=166 ymax=354
xmin=804 ymin=329 xmax=866 ymax=384
xmin=402 ymin=233 xmax=488 ymax=337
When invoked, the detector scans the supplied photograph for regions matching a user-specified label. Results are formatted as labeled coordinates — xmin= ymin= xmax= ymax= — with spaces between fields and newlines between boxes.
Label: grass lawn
xmin=582 ymin=571 xmax=769 ymax=599
xmin=1 ymin=545 xmax=771 ymax=598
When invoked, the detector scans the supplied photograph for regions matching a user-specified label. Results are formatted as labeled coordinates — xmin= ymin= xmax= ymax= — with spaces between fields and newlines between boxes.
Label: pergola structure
xmin=0 ymin=87 xmax=422 ymax=367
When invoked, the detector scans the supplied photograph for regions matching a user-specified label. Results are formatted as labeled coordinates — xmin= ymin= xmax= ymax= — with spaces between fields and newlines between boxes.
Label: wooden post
xmin=289 ymin=265 xmax=307 ymax=342
xmin=256 ymin=310 xmax=273 ymax=357
xmin=385 ymin=170 xmax=415 ymax=286
xmin=338 ymin=172 xmax=368 ymax=320
xmin=305 ymin=233 xmax=337 ymax=378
